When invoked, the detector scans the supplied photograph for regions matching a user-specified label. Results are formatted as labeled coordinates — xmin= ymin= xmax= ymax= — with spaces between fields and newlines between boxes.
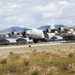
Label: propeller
xmin=22 ymin=31 xmax=26 ymax=37
xmin=22 ymin=29 xmax=30 ymax=37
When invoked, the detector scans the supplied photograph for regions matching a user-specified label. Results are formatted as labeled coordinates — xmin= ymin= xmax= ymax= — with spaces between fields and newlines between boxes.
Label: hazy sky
xmin=0 ymin=0 xmax=75 ymax=30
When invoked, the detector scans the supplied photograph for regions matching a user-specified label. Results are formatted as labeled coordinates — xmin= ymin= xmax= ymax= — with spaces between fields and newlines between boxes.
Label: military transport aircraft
xmin=24 ymin=19 xmax=55 ymax=43
xmin=23 ymin=18 xmax=75 ymax=42
xmin=25 ymin=28 xmax=55 ymax=43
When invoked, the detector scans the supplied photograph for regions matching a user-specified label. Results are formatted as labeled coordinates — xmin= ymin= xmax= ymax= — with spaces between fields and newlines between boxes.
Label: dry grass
xmin=0 ymin=43 xmax=75 ymax=75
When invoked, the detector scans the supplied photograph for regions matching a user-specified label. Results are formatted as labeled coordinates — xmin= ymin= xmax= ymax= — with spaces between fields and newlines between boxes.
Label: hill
xmin=0 ymin=25 xmax=67 ymax=33
xmin=0 ymin=27 xmax=28 ymax=33
xmin=38 ymin=24 xmax=67 ymax=30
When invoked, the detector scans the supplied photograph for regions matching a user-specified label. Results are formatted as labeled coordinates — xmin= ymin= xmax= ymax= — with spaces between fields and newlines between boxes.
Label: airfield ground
xmin=0 ymin=42 xmax=75 ymax=56
xmin=0 ymin=42 xmax=75 ymax=75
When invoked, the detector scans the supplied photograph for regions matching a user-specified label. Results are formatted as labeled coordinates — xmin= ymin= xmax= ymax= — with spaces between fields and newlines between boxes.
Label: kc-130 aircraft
xmin=24 ymin=19 xmax=55 ymax=43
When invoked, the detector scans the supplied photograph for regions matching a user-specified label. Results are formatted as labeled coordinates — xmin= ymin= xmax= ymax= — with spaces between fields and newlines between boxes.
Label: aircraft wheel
xmin=33 ymin=39 xmax=38 ymax=43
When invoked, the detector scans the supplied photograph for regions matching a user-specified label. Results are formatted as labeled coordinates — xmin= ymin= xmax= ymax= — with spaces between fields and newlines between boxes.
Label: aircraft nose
xmin=26 ymin=30 xmax=31 ymax=35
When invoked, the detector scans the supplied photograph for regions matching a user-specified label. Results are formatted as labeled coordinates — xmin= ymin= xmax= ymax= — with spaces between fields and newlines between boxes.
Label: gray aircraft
xmin=24 ymin=19 xmax=55 ymax=43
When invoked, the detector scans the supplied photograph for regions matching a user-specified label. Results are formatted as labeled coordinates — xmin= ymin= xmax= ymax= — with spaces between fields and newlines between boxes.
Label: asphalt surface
xmin=0 ymin=42 xmax=61 ymax=49
xmin=0 ymin=42 xmax=74 ymax=56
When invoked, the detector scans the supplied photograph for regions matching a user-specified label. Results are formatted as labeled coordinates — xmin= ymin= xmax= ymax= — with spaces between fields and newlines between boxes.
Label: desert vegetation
xmin=0 ymin=48 xmax=75 ymax=75
xmin=0 ymin=43 xmax=75 ymax=75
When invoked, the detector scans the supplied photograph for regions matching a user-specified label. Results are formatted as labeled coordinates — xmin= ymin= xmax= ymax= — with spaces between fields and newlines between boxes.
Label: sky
xmin=0 ymin=0 xmax=75 ymax=30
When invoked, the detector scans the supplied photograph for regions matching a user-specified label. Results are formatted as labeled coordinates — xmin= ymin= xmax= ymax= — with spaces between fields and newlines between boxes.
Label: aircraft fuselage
xmin=26 ymin=28 xmax=55 ymax=43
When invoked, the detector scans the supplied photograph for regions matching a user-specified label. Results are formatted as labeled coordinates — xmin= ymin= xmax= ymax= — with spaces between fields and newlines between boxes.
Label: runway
xmin=0 ymin=42 xmax=75 ymax=56
xmin=0 ymin=42 xmax=61 ymax=49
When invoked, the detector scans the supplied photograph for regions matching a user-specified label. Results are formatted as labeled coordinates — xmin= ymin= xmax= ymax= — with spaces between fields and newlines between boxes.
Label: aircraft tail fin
xmin=51 ymin=18 xmax=55 ymax=30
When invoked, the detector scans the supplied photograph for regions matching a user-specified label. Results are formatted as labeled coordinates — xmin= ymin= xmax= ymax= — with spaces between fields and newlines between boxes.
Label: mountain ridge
xmin=38 ymin=24 xmax=67 ymax=30
xmin=0 ymin=25 xmax=67 ymax=33
xmin=0 ymin=27 xmax=28 ymax=33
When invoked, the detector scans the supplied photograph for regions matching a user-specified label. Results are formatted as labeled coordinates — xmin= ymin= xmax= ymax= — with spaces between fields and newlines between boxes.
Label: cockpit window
xmin=28 ymin=29 xmax=33 ymax=31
